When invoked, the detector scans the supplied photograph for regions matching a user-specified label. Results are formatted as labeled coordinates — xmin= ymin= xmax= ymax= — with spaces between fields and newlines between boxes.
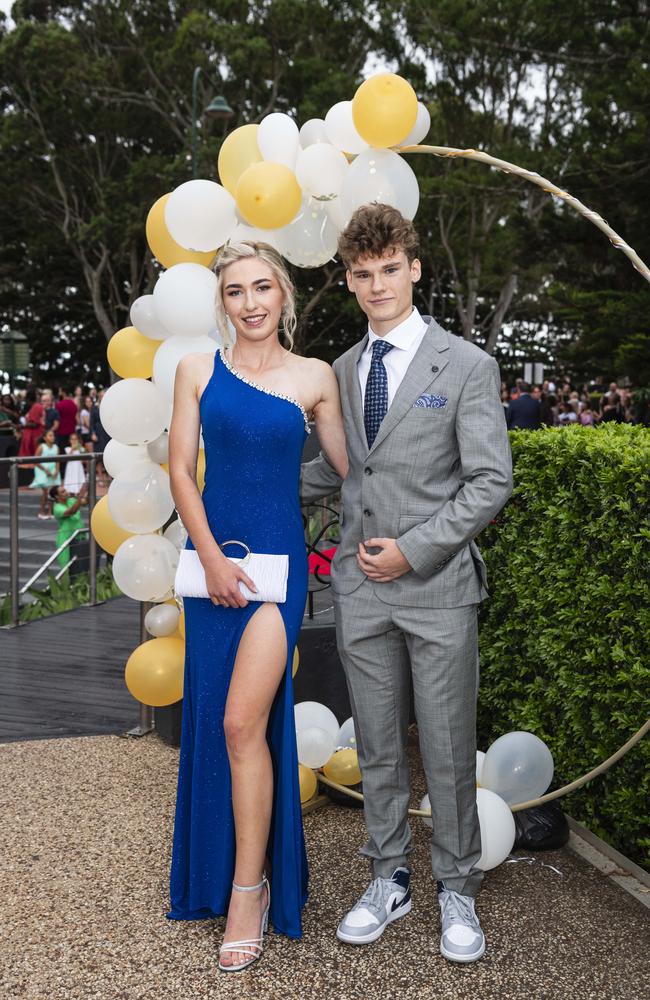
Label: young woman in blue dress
xmin=168 ymin=242 xmax=348 ymax=971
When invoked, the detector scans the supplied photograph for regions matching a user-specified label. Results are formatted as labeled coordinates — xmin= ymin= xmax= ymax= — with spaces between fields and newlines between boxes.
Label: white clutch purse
xmin=174 ymin=540 xmax=288 ymax=603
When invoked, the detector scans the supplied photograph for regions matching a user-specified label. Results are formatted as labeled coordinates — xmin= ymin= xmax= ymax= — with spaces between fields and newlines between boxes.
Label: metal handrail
xmin=1 ymin=451 xmax=101 ymax=627
xmin=19 ymin=527 xmax=86 ymax=593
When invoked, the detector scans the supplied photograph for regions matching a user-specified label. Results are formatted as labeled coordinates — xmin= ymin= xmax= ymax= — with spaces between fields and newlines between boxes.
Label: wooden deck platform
xmin=0 ymin=596 xmax=141 ymax=742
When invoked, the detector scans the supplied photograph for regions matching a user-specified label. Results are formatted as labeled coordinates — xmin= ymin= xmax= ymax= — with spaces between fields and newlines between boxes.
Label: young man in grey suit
xmin=300 ymin=204 xmax=513 ymax=963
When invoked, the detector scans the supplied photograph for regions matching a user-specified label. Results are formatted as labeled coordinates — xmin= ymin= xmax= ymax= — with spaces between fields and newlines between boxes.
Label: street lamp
xmin=0 ymin=330 xmax=31 ymax=392
xmin=191 ymin=66 xmax=234 ymax=178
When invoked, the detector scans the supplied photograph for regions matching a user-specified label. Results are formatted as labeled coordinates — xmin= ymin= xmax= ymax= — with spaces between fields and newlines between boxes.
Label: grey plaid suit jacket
xmin=300 ymin=316 xmax=513 ymax=609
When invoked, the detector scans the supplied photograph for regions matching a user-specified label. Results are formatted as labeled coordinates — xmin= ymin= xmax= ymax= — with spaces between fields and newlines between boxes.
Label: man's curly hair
xmin=337 ymin=203 xmax=420 ymax=269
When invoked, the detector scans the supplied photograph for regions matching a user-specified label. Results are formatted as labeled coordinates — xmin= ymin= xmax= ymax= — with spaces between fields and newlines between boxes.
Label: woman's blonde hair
xmin=213 ymin=241 xmax=296 ymax=350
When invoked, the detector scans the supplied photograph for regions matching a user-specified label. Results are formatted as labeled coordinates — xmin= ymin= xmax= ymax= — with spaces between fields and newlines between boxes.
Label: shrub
xmin=478 ymin=424 xmax=650 ymax=869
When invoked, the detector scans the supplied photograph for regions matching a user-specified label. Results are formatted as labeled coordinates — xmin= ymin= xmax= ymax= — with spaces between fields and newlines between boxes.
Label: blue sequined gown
xmin=168 ymin=349 xmax=309 ymax=938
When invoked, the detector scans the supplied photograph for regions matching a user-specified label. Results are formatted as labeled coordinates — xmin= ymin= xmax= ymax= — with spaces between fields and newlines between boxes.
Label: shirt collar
xmin=367 ymin=307 xmax=427 ymax=352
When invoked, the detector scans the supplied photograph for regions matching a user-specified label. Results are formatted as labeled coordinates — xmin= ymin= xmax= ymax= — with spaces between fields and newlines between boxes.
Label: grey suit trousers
xmin=334 ymin=580 xmax=483 ymax=897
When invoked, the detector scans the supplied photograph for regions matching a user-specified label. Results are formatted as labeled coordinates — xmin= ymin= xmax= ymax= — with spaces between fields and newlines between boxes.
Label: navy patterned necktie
xmin=364 ymin=339 xmax=394 ymax=448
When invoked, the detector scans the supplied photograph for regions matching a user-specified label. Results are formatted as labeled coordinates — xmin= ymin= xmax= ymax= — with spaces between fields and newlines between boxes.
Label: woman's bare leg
xmin=221 ymin=602 xmax=287 ymax=967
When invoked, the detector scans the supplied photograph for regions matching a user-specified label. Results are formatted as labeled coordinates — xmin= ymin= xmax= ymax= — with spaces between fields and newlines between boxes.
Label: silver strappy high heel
xmin=218 ymin=875 xmax=270 ymax=973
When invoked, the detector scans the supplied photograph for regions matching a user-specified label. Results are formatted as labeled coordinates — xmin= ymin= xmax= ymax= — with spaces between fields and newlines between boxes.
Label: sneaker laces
xmin=355 ymin=876 xmax=394 ymax=918
xmin=440 ymin=890 xmax=478 ymax=929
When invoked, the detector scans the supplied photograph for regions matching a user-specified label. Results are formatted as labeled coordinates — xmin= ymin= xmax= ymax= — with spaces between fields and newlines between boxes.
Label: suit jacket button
xmin=364 ymin=467 xmax=373 ymax=476
xmin=432 ymin=365 xmax=439 ymax=372
xmin=363 ymin=508 xmax=372 ymax=517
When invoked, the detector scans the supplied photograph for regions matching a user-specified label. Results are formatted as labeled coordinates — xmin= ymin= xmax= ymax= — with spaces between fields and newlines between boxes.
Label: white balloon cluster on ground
xmin=418 ymin=731 xmax=554 ymax=871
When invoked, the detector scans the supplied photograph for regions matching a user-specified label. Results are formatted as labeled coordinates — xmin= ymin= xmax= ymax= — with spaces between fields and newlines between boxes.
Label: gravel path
xmin=2 ymin=734 xmax=648 ymax=1000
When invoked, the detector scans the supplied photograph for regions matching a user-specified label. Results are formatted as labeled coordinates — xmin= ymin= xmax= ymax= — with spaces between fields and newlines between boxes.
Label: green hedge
xmin=478 ymin=424 xmax=650 ymax=869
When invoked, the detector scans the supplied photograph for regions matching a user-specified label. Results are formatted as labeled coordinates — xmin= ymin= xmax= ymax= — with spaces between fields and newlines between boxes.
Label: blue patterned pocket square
xmin=414 ymin=393 xmax=448 ymax=408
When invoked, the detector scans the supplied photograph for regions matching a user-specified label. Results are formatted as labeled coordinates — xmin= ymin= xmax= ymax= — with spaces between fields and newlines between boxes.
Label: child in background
xmin=29 ymin=429 xmax=61 ymax=518
xmin=63 ymin=432 xmax=87 ymax=494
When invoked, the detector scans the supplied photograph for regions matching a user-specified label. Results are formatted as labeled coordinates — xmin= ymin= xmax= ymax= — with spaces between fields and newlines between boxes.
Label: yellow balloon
xmin=90 ymin=495 xmax=134 ymax=555
xmin=298 ymin=764 xmax=317 ymax=804
xmin=322 ymin=748 xmax=362 ymax=786
xmin=146 ymin=194 xmax=218 ymax=269
xmin=124 ymin=636 xmax=185 ymax=706
xmin=292 ymin=646 xmax=299 ymax=678
xmin=235 ymin=162 xmax=302 ymax=230
xmin=107 ymin=325 xmax=162 ymax=379
xmin=218 ymin=124 xmax=263 ymax=196
xmin=352 ymin=73 xmax=418 ymax=148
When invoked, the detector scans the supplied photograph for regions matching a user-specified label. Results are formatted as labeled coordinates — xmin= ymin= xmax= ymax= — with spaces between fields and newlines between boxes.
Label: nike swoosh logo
xmin=390 ymin=892 xmax=409 ymax=912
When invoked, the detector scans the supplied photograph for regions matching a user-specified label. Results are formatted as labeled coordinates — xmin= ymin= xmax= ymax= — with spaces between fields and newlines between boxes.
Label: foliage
xmin=478 ymin=424 xmax=650 ymax=868
xmin=0 ymin=564 xmax=121 ymax=624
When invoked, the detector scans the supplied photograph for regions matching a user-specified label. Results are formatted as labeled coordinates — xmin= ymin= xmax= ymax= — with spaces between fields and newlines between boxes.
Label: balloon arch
xmin=92 ymin=73 xmax=649 ymax=864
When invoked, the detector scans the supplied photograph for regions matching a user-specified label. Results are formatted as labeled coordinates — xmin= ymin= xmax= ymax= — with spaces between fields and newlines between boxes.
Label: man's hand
xmin=357 ymin=538 xmax=412 ymax=583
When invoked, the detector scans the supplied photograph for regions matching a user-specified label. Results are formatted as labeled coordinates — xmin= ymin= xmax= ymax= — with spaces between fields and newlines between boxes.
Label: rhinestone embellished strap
xmin=220 ymin=349 xmax=311 ymax=434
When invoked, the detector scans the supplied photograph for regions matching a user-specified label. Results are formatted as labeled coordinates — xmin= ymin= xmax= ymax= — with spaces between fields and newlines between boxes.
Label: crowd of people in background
xmin=0 ymin=384 xmax=111 ymax=518
xmin=0 ymin=375 xmax=645 ymax=517
xmin=502 ymin=379 xmax=643 ymax=430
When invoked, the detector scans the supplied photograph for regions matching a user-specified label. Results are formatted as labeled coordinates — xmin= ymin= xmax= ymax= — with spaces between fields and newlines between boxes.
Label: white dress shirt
xmin=357 ymin=307 xmax=429 ymax=407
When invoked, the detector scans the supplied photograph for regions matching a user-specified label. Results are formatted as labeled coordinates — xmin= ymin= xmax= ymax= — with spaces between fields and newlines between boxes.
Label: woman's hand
xmin=203 ymin=551 xmax=258 ymax=608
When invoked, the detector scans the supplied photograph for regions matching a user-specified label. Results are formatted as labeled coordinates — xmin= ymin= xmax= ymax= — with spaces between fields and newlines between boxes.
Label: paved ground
xmin=1 ymin=734 xmax=648 ymax=1000
xmin=0 ymin=597 xmax=140 ymax=742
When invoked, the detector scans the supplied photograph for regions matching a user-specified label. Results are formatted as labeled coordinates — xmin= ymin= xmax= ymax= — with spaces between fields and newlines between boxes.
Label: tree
xmin=0 ymin=0 xmax=379 ymax=381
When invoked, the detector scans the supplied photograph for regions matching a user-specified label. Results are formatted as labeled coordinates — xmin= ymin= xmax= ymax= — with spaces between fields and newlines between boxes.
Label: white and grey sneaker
xmin=336 ymin=867 xmax=412 ymax=945
xmin=437 ymin=882 xmax=486 ymax=963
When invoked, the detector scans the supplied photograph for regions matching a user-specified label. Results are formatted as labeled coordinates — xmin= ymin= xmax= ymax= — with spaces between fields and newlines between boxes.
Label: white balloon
xmin=340 ymin=148 xmax=420 ymax=221
xmin=108 ymin=459 xmax=174 ymax=533
xmin=103 ymin=440 xmax=148 ymax=479
xmin=99 ymin=379 xmax=167 ymax=446
xmin=294 ymin=701 xmax=339 ymax=741
xmin=326 ymin=197 xmax=349 ymax=233
xmin=228 ymin=222 xmax=279 ymax=250
xmin=130 ymin=294 xmax=173 ymax=341
xmin=152 ymin=335 xmax=215 ymax=404
xmin=419 ymin=792 xmax=433 ymax=829
xmin=481 ymin=731 xmax=554 ymax=806
xmin=164 ymin=179 xmax=237 ymax=252
xmin=163 ymin=518 xmax=188 ymax=550
xmin=401 ymin=102 xmax=431 ymax=146
xmin=299 ymin=118 xmax=328 ymax=148
xmin=296 ymin=726 xmax=336 ymax=769
xmin=275 ymin=197 xmax=339 ymax=268
xmin=147 ymin=431 xmax=169 ymax=465
xmin=324 ymin=101 xmax=368 ymax=155
xmin=476 ymin=788 xmax=516 ymax=871
xmin=257 ymin=112 xmax=300 ymax=169
xmin=476 ymin=750 xmax=486 ymax=785
xmin=153 ymin=263 xmax=218 ymax=339
xmin=295 ymin=144 xmax=349 ymax=202
xmin=144 ymin=602 xmax=180 ymax=637
xmin=112 ymin=534 xmax=179 ymax=603
xmin=337 ymin=716 xmax=356 ymax=749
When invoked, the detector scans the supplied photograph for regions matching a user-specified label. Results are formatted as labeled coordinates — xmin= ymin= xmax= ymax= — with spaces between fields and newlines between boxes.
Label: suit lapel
xmin=343 ymin=334 xmax=368 ymax=449
xmin=367 ymin=319 xmax=450 ymax=455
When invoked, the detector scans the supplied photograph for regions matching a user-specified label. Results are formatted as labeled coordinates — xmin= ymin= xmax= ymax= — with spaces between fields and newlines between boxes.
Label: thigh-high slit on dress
xmin=167 ymin=349 xmax=309 ymax=938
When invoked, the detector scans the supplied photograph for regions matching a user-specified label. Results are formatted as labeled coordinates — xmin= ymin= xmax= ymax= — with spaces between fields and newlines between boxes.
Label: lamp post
xmin=191 ymin=66 xmax=234 ymax=178
xmin=0 ymin=330 xmax=31 ymax=393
